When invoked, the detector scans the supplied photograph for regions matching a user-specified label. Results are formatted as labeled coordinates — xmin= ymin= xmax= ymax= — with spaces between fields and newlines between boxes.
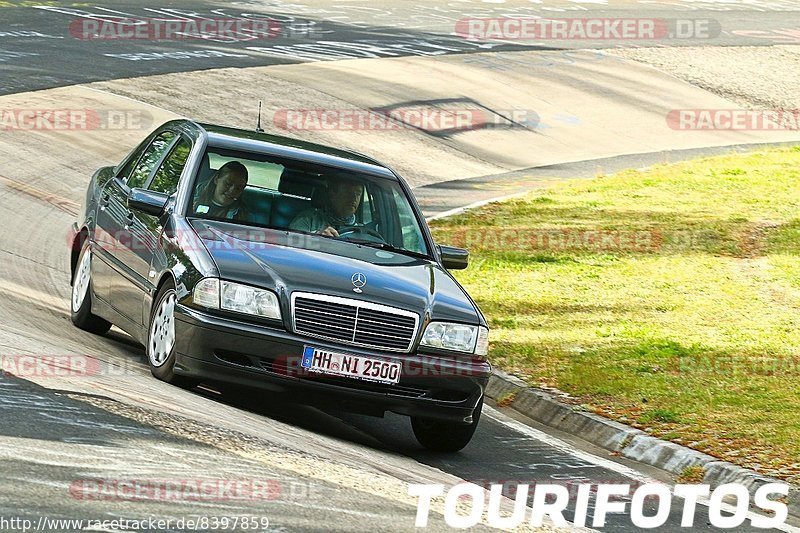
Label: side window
xmin=126 ymin=131 xmax=177 ymax=189
xmin=116 ymin=151 xmax=140 ymax=182
xmin=148 ymin=137 xmax=191 ymax=195
xmin=391 ymin=188 xmax=424 ymax=253
xmin=359 ymin=186 xmax=374 ymax=225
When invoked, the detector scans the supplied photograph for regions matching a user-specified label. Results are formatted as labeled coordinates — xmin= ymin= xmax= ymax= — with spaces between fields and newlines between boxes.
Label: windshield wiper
xmin=343 ymin=239 xmax=429 ymax=260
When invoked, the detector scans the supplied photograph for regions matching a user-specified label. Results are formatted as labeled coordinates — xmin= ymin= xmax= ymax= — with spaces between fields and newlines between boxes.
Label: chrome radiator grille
xmin=291 ymin=293 xmax=419 ymax=352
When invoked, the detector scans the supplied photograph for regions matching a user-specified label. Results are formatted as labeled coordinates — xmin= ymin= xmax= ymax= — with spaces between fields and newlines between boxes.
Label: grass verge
xmin=430 ymin=147 xmax=800 ymax=485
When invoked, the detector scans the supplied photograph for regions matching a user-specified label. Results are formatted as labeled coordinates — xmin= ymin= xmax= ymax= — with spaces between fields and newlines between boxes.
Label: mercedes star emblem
xmin=351 ymin=272 xmax=367 ymax=293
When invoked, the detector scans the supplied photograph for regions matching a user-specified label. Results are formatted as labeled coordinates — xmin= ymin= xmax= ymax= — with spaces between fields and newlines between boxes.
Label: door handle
xmin=124 ymin=211 xmax=134 ymax=230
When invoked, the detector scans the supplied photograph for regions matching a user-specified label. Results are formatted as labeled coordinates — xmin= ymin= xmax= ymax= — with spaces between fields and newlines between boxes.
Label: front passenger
xmin=192 ymin=161 xmax=250 ymax=221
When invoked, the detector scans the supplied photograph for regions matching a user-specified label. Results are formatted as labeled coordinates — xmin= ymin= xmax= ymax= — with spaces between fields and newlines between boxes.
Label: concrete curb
xmin=485 ymin=369 xmax=800 ymax=512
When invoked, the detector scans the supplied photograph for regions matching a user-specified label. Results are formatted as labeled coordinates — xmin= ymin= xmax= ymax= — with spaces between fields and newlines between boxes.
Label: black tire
xmin=411 ymin=397 xmax=483 ymax=452
xmin=70 ymin=241 xmax=112 ymax=335
xmin=146 ymin=282 xmax=199 ymax=389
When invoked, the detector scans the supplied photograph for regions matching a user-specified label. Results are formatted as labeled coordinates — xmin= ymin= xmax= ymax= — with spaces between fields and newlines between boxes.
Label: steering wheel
xmin=337 ymin=225 xmax=386 ymax=243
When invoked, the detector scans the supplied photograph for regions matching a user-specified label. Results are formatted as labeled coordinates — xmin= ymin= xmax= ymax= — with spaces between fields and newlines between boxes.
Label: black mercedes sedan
xmin=69 ymin=119 xmax=491 ymax=452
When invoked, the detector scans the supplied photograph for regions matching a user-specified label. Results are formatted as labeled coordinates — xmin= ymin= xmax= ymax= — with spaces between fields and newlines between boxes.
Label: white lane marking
xmin=485 ymin=405 xmax=654 ymax=483
xmin=425 ymin=190 xmax=529 ymax=222
xmin=486 ymin=406 xmax=800 ymax=532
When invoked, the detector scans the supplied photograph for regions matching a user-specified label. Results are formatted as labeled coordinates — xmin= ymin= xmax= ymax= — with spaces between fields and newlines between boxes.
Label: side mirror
xmin=437 ymin=244 xmax=469 ymax=270
xmin=128 ymin=188 xmax=169 ymax=217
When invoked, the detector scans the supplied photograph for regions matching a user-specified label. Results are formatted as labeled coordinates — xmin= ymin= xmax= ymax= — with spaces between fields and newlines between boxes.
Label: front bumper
xmin=174 ymin=305 xmax=491 ymax=423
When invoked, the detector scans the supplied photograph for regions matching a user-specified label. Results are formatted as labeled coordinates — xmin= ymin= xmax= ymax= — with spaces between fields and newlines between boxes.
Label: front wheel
xmin=70 ymin=241 xmax=112 ymax=335
xmin=147 ymin=282 xmax=199 ymax=389
xmin=411 ymin=397 xmax=483 ymax=452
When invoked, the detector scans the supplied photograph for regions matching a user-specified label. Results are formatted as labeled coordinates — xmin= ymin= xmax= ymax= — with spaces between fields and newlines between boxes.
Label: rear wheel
xmin=70 ymin=241 xmax=112 ymax=335
xmin=147 ymin=281 xmax=199 ymax=389
xmin=411 ymin=397 xmax=483 ymax=452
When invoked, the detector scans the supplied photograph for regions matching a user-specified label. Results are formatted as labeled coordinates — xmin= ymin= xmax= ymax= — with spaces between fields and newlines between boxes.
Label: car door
xmin=92 ymin=130 xmax=178 ymax=325
xmin=90 ymin=132 xmax=157 ymax=318
xmin=135 ymin=135 xmax=193 ymax=324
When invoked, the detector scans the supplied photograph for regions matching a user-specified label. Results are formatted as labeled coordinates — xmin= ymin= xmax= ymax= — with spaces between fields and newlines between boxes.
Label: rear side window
xmin=148 ymin=137 xmax=191 ymax=195
xmin=208 ymin=153 xmax=283 ymax=190
xmin=126 ymin=131 xmax=177 ymax=189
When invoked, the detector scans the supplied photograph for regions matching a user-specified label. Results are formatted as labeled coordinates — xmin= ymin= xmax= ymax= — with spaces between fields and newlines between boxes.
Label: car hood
xmin=190 ymin=219 xmax=482 ymax=325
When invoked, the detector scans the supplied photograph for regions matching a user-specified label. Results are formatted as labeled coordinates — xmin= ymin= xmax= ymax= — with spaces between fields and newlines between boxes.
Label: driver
xmin=289 ymin=176 xmax=365 ymax=237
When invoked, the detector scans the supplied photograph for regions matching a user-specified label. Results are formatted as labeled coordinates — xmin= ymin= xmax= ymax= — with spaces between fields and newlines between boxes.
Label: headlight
xmin=192 ymin=278 xmax=281 ymax=320
xmin=420 ymin=322 xmax=489 ymax=355
xmin=221 ymin=281 xmax=281 ymax=319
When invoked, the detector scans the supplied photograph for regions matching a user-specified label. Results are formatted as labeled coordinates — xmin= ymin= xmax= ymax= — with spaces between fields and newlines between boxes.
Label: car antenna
xmin=255 ymin=100 xmax=265 ymax=133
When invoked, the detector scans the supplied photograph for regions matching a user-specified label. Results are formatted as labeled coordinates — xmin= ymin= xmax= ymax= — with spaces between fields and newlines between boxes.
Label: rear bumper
xmin=173 ymin=305 xmax=491 ymax=423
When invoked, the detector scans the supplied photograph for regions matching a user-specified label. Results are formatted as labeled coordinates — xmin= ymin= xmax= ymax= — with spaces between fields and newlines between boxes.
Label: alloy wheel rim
xmin=71 ymin=248 xmax=92 ymax=313
xmin=149 ymin=291 xmax=176 ymax=368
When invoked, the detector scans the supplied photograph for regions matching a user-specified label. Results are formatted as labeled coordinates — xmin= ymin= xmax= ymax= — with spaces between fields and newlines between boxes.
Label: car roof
xmin=192 ymin=121 xmax=397 ymax=179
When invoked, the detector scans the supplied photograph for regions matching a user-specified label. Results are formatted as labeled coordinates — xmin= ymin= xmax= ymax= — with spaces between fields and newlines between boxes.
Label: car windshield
xmin=189 ymin=147 xmax=430 ymax=257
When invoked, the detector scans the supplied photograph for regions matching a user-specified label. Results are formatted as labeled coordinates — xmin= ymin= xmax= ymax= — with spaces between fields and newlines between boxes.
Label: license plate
xmin=301 ymin=346 xmax=401 ymax=384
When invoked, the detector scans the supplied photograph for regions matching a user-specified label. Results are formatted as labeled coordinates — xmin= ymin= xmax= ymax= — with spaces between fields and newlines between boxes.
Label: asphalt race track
xmin=1 ymin=0 xmax=799 ymax=95
xmin=1 ymin=0 xmax=799 ymax=531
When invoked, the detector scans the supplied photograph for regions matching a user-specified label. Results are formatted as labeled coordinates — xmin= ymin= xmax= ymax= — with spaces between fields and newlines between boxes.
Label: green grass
xmin=677 ymin=465 xmax=707 ymax=484
xmin=431 ymin=147 xmax=800 ymax=484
